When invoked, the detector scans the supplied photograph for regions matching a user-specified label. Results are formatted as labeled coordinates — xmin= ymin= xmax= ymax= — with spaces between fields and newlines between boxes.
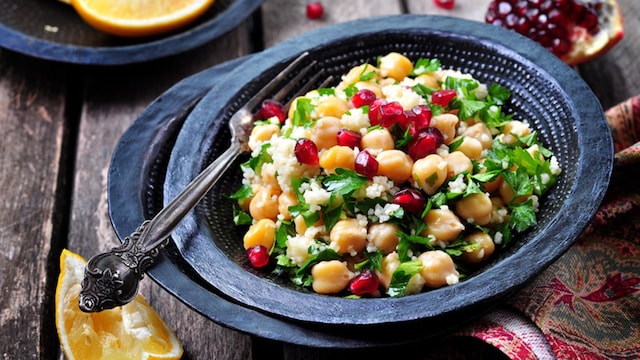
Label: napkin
xmin=454 ymin=95 xmax=640 ymax=359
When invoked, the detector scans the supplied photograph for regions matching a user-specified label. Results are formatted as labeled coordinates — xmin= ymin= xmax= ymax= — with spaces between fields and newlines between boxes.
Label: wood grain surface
xmin=1 ymin=1 xmax=638 ymax=359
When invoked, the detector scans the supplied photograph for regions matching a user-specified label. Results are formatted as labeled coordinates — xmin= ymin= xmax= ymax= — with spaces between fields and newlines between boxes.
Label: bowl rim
xmin=165 ymin=14 xmax=613 ymax=326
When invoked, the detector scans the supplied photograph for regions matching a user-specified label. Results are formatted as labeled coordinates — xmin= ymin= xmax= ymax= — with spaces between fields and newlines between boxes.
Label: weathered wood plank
xmin=406 ymin=0 xmax=490 ymax=21
xmin=260 ymin=0 xmax=404 ymax=48
xmin=64 ymin=27 xmax=255 ymax=360
xmin=0 ymin=50 xmax=70 ymax=359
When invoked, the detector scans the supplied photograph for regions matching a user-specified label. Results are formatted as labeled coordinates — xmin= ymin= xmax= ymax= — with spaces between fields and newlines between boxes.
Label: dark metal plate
xmin=0 ymin=0 xmax=262 ymax=65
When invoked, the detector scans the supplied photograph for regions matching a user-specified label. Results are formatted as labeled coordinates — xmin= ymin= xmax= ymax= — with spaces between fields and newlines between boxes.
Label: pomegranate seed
xmin=350 ymin=89 xmax=377 ymax=108
xmin=247 ymin=245 xmax=270 ymax=268
xmin=336 ymin=128 xmax=361 ymax=149
xmin=378 ymin=101 xmax=405 ymax=128
xmin=431 ymin=89 xmax=457 ymax=107
xmin=294 ymin=138 xmax=319 ymax=165
xmin=484 ymin=0 xmax=605 ymax=59
xmin=348 ymin=269 xmax=380 ymax=296
xmin=368 ymin=98 xmax=387 ymax=126
xmin=259 ymin=99 xmax=286 ymax=123
xmin=405 ymin=105 xmax=432 ymax=136
xmin=393 ymin=188 xmax=426 ymax=214
xmin=433 ymin=0 xmax=455 ymax=10
xmin=407 ymin=127 xmax=444 ymax=161
xmin=354 ymin=150 xmax=379 ymax=179
xmin=306 ymin=2 xmax=324 ymax=20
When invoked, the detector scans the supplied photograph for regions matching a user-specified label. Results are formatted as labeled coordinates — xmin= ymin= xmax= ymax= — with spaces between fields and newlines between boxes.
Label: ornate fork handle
xmin=79 ymin=141 xmax=243 ymax=312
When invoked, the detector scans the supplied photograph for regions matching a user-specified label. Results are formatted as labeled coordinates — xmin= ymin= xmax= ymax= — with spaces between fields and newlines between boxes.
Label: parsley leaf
xmin=323 ymin=168 xmax=367 ymax=195
xmin=292 ymin=98 xmax=314 ymax=126
xmin=387 ymin=260 xmax=424 ymax=297
xmin=509 ymin=199 xmax=537 ymax=233
xmin=411 ymin=58 xmax=441 ymax=76
xmin=295 ymin=248 xmax=342 ymax=278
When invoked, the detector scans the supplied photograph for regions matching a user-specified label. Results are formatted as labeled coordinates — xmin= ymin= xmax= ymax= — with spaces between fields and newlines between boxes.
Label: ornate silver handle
xmin=78 ymin=141 xmax=242 ymax=312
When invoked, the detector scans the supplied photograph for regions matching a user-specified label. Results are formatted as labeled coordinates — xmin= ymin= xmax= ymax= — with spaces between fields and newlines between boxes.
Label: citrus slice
xmin=485 ymin=0 xmax=624 ymax=66
xmin=55 ymin=249 xmax=183 ymax=360
xmin=69 ymin=0 xmax=216 ymax=37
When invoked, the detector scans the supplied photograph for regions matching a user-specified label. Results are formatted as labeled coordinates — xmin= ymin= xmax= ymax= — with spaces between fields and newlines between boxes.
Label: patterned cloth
xmin=457 ymin=96 xmax=640 ymax=359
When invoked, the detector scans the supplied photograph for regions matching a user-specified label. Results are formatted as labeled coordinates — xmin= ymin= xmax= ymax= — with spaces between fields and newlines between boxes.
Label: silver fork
xmin=78 ymin=52 xmax=331 ymax=312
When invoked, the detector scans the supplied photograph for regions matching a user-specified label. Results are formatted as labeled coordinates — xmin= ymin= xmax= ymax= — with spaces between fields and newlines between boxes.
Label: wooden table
xmin=1 ymin=1 xmax=639 ymax=359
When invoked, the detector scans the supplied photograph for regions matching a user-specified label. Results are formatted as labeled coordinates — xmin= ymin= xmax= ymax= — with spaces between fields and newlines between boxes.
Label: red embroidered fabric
xmin=457 ymin=96 xmax=640 ymax=359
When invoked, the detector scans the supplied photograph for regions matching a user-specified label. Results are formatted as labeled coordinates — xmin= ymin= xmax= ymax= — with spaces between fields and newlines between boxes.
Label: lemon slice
xmin=69 ymin=0 xmax=216 ymax=37
xmin=55 ymin=249 xmax=183 ymax=360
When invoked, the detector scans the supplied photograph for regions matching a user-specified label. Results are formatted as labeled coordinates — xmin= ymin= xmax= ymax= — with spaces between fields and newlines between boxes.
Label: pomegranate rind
xmin=562 ymin=0 xmax=624 ymax=65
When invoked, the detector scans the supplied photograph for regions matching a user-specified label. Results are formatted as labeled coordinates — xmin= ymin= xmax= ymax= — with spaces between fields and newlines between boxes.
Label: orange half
xmin=55 ymin=249 xmax=183 ymax=360
xmin=70 ymin=0 xmax=216 ymax=37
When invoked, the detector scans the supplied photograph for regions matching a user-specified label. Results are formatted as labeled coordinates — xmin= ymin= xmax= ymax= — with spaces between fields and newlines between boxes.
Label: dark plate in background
xmin=165 ymin=15 xmax=613 ymax=327
xmin=0 ymin=0 xmax=262 ymax=65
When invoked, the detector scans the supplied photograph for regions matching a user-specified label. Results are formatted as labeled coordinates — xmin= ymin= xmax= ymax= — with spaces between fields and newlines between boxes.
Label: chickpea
xmin=455 ymin=192 xmax=493 ymax=225
xmin=460 ymin=122 xmax=493 ymax=149
xmin=414 ymin=73 xmax=440 ymax=88
xmin=249 ymin=187 xmax=279 ymax=220
xmin=422 ymin=208 xmax=464 ymax=243
xmin=330 ymin=218 xmax=368 ymax=255
xmin=294 ymin=215 xmax=307 ymax=235
xmin=478 ymin=163 xmax=503 ymax=193
xmin=376 ymin=252 xmax=425 ymax=294
xmin=317 ymin=97 xmax=350 ymax=119
xmin=379 ymin=52 xmax=414 ymax=82
xmin=430 ymin=113 xmax=459 ymax=144
xmin=527 ymin=144 xmax=545 ymax=162
xmin=453 ymin=136 xmax=483 ymax=161
xmin=376 ymin=149 xmax=414 ymax=184
xmin=311 ymin=260 xmax=355 ymax=294
xmin=460 ymin=232 xmax=495 ymax=264
xmin=418 ymin=250 xmax=459 ymax=288
xmin=243 ymin=219 xmax=276 ymax=250
xmin=367 ymin=223 xmax=400 ymax=254
xmin=487 ymin=197 xmax=510 ymax=228
xmin=319 ymin=145 xmax=355 ymax=174
xmin=238 ymin=183 xmax=261 ymax=211
xmin=248 ymin=123 xmax=280 ymax=151
xmin=287 ymin=96 xmax=312 ymax=121
xmin=445 ymin=151 xmax=473 ymax=178
xmin=278 ymin=191 xmax=298 ymax=220
xmin=412 ymin=154 xmax=447 ymax=195
xmin=354 ymin=81 xmax=382 ymax=98
xmin=499 ymin=120 xmax=531 ymax=144
xmin=377 ymin=252 xmax=400 ymax=289
xmin=310 ymin=116 xmax=341 ymax=150
xmin=260 ymin=163 xmax=281 ymax=192
xmin=499 ymin=179 xmax=530 ymax=205
xmin=361 ymin=128 xmax=395 ymax=151
xmin=337 ymin=64 xmax=381 ymax=89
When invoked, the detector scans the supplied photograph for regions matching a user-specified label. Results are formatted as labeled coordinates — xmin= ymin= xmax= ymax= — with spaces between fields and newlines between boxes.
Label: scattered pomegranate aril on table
xmin=306 ymin=2 xmax=324 ymax=20
xmin=485 ymin=0 xmax=624 ymax=66
xmin=434 ymin=0 xmax=455 ymax=10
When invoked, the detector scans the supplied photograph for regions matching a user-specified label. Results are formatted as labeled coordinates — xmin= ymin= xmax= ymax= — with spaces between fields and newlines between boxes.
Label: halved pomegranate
xmin=485 ymin=0 xmax=624 ymax=66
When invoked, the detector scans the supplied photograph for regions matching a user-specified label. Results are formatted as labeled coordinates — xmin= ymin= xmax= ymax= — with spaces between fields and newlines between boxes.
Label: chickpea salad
xmin=230 ymin=52 xmax=561 ymax=298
